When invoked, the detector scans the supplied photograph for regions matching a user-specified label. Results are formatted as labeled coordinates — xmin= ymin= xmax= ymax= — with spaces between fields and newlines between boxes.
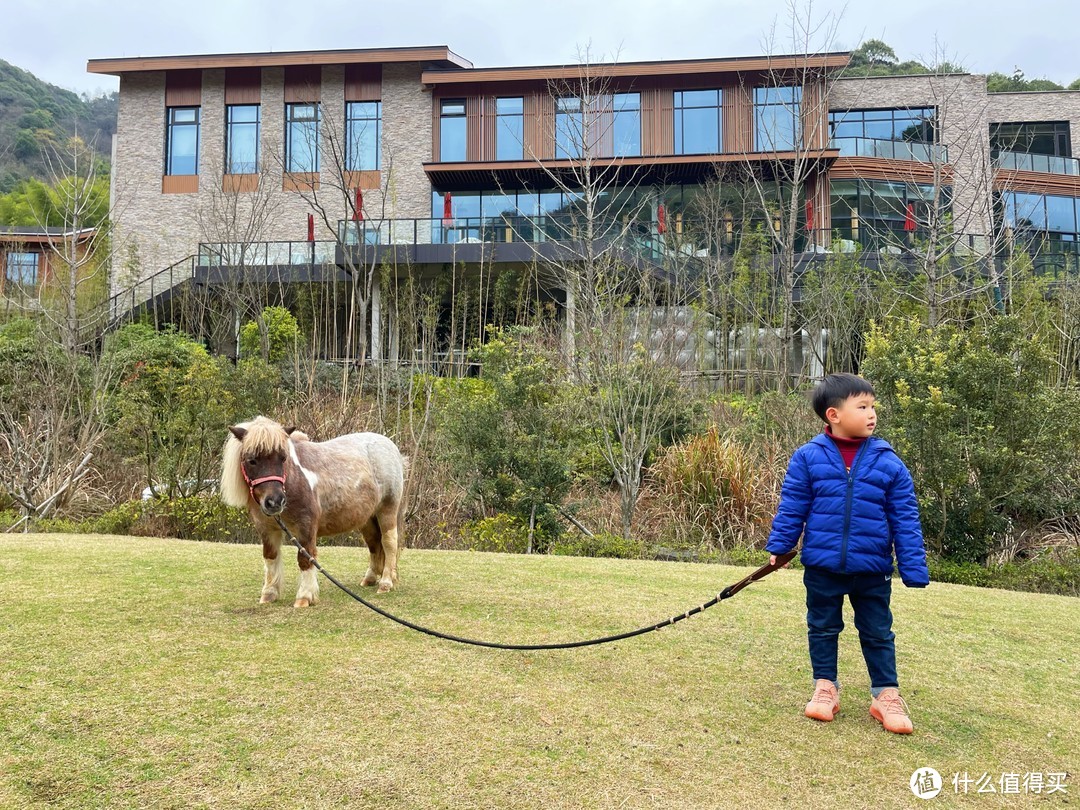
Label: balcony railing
xmin=831 ymin=137 xmax=947 ymax=164
xmin=992 ymin=149 xmax=1080 ymax=176
xmin=198 ymin=241 xmax=336 ymax=268
xmin=335 ymin=215 xmax=666 ymax=249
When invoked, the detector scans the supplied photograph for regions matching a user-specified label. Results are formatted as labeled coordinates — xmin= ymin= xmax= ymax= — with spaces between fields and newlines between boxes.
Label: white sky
xmin=5 ymin=0 xmax=1079 ymax=97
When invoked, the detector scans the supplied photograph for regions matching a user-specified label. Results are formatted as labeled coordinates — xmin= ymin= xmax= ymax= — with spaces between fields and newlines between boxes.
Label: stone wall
xmin=986 ymin=91 xmax=1080 ymax=154
xmin=109 ymin=62 xmax=435 ymax=299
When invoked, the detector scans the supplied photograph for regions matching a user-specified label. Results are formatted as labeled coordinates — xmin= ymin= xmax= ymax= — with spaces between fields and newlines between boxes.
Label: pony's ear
xmin=229 ymin=426 xmax=247 ymax=442
xmin=285 ymin=425 xmax=297 ymax=436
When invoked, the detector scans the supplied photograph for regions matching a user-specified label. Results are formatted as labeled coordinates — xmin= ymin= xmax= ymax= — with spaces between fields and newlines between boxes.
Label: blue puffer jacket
xmin=766 ymin=433 xmax=930 ymax=587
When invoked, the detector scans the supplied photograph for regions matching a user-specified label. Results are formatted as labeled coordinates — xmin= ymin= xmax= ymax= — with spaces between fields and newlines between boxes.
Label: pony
xmin=220 ymin=416 xmax=407 ymax=607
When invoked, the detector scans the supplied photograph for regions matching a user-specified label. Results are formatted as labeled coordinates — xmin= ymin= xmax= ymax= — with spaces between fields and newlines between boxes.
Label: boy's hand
xmin=770 ymin=554 xmax=791 ymax=568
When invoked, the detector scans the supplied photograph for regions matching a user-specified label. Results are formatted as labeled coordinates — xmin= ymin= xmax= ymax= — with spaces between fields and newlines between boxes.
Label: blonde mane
xmin=220 ymin=416 xmax=292 ymax=507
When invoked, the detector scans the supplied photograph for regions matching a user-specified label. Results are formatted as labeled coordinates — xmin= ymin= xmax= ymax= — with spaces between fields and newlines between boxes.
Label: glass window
xmin=612 ymin=92 xmax=640 ymax=157
xmin=755 ymin=86 xmax=802 ymax=151
xmin=555 ymin=97 xmax=583 ymax=159
xmin=1007 ymin=192 xmax=1047 ymax=230
xmin=346 ymin=101 xmax=381 ymax=171
xmin=285 ymin=103 xmax=320 ymax=173
xmin=830 ymin=179 xmax=944 ymax=244
xmin=991 ymin=121 xmax=1071 ymax=157
xmin=440 ymin=99 xmax=467 ymax=162
xmin=674 ymin=89 xmax=721 ymax=155
xmin=828 ymin=108 xmax=937 ymax=146
xmin=5 ymin=252 xmax=38 ymax=287
xmin=1046 ymin=194 xmax=1076 ymax=233
xmin=165 ymin=106 xmax=200 ymax=175
xmin=496 ymin=97 xmax=523 ymax=161
xmin=225 ymin=105 xmax=259 ymax=175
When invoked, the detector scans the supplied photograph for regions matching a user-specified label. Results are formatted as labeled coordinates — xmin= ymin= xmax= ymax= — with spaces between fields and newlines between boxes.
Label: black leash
xmin=275 ymin=516 xmax=795 ymax=650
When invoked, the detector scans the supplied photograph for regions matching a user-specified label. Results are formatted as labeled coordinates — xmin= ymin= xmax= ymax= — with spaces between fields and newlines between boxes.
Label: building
xmin=1 ymin=226 xmax=97 ymax=305
xmin=86 ymin=46 xmax=1080 ymax=362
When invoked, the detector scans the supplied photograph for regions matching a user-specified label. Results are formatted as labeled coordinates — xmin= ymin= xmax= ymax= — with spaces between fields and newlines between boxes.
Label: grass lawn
xmin=1 ymin=534 xmax=1076 ymax=809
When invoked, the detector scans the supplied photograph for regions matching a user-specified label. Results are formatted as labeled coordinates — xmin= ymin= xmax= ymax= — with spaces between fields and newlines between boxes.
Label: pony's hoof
xmin=360 ymin=573 xmax=378 ymax=587
xmin=376 ymin=581 xmax=393 ymax=594
xmin=260 ymin=592 xmax=278 ymax=604
xmin=293 ymin=598 xmax=311 ymax=608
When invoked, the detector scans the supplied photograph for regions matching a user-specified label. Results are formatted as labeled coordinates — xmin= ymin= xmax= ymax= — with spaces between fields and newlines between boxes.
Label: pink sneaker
xmin=805 ymin=679 xmax=840 ymax=722
xmin=870 ymin=688 xmax=914 ymax=734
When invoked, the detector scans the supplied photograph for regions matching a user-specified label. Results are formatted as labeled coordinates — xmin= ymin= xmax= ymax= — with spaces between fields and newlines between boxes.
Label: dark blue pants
xmin=804 ymin=566 xmax=898 ymax=693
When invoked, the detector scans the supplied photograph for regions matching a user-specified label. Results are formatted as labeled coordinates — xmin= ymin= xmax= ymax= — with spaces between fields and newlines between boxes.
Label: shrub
xmin=434 ymin=328 xmax=578 ymax=539
xmin=649 ymin=426 xmax=780 ymax=550
xmin=460 ymin=514 xmax=548 ymax=554
xmin=550 ymin=531 xmax=644 ymax=559
xmin=238 ymin=306 xmax=300 ymax=363
xmin=863 ymin=316 xmax=1080 ymax=563
xmin=90 ymin=496 xmax=256 ymax=543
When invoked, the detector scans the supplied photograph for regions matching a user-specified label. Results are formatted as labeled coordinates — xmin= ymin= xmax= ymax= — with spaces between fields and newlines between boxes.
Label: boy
xmin=766 ymin=373 xmax=929 ymax=734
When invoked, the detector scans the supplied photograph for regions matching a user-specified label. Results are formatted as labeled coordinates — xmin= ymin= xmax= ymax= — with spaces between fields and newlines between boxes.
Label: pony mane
xmin=219 ymin=416 xmax=291 ymax=508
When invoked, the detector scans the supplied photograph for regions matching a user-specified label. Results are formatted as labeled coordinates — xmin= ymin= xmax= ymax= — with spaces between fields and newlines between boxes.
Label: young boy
xmin=766 ymin=373 xmax=929 ymax=734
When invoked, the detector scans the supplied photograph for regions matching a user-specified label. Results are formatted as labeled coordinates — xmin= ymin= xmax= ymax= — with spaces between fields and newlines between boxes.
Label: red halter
xmin=241 ymin=462 xmax=287 ymax=502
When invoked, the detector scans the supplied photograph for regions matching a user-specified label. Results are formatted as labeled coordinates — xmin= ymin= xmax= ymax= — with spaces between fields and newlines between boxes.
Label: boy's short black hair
xmin=811 ymin=373 xmax=875 ymax=422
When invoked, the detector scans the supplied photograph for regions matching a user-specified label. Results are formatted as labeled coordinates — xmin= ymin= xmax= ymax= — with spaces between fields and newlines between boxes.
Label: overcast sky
xmin=6 ymin=0 xmax=1079 ymax=97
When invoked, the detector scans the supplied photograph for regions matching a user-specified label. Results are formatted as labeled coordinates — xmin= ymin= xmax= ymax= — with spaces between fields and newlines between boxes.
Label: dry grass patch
xmin=0 ymin=534 xmax=1076 ymax=809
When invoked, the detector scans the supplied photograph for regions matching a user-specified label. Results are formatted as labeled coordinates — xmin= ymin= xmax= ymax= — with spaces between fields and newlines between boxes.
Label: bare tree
xmin=195 ymin=160 xmax=287 ymax=359
xmin=30 ymin=134 xmax=117 ymax=352
xmin=738 ymin=0 xmax=848 ymax=391
xmin=0 ymin=325 xmax=114 ymax=530
xmin=507 ymin=47 xmax=694 ymax=535
xmin=265 ymin=90 xmax=397 ymax=390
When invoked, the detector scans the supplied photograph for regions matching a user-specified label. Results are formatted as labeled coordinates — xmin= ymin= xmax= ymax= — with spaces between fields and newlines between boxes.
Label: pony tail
xmin=220 ymin=434 xmax=249 ymax=508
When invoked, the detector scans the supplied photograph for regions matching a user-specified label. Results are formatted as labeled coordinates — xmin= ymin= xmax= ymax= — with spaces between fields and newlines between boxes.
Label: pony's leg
xmin=294 ymin=531 xmax=320 ymax=608
xmin=375 ymin=504 xmax=400 ymax=593
xmin=260 ymin=529 xmax=285 ymax=604
xmin=360 ymin=519 xmax=383 ymax=587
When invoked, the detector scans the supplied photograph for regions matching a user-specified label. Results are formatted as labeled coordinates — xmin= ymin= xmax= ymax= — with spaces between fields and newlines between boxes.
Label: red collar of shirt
xmin=825 ymin=424 xmax=867 ymax=469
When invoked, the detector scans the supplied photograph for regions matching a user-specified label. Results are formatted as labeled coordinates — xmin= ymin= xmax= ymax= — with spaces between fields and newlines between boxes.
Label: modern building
xmin=85 ymin=46 xmax=1080 ymax=360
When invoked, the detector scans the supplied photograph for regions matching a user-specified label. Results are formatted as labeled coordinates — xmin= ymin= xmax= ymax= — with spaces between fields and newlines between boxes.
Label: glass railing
xmin=831 ymin=137 xmax=947 ymax=164
xmin=197 ymin=241 xmax=337 ymax=268
xmin=336 ymin=216 xmax=659 ymax=249
xmin=992 ymin=149 xmax=1080 ymax=176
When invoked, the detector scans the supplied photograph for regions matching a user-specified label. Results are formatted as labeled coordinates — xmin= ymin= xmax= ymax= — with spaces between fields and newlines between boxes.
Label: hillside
xmin=1 ymin=534 xmax=1075 ymax=809
xmin=0 ymin=58 xmax=116 ymax=192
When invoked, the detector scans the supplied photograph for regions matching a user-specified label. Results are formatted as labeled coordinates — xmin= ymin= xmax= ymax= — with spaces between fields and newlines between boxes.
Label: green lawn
xmin=1 ymin=534 xmax=1076 ymax=809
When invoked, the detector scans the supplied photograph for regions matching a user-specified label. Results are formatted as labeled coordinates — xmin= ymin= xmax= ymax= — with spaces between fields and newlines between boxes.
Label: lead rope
xmin=275 ymin=516 xmax=795 ymax=650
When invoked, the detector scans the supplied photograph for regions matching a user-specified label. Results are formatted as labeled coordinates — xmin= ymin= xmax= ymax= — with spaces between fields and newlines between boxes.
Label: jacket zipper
xmin=838 ymin=439 xmax=871 ymax=573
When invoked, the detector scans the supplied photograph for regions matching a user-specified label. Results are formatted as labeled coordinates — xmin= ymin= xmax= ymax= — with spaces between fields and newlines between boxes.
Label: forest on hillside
xmin=0 ymin=58 xmax=116 ymax=193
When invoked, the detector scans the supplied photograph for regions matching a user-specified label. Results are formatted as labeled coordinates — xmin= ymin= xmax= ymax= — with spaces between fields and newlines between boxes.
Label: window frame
xmin=4 ymin=251 xmax=39 ymax=288
xmin=612 ymin=92 xmax=641 ymax=157
xmin=673 ymin=89 xmax=722 ymax=155
xmin=225 ymin=104 xmax=260 ymax=175
xmin=754 ymin=86 xmax=803 ymax=152
xmin=285 ymin=102 xmax=321 ymax=174
xmin=495 ymin=97 xmax=524 ymax=161
xmin=165 ymin=106 xmax=201 ymax=176
xmin=346 ymin=101 xmax=382 ymax=171
xmin=440 ymin=98 xmax=468 ymax=162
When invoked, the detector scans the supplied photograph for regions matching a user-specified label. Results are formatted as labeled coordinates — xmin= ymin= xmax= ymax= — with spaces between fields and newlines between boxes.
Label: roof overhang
xmin=0 ymin=227 xmax=97 ymax=246
xmin=424 ymin=150 xmax=841 ymax=191
xmin=88 ymin=46 xmax=472 ymax=76
xmin=422 ymin=52 xmax=850 ymax=86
